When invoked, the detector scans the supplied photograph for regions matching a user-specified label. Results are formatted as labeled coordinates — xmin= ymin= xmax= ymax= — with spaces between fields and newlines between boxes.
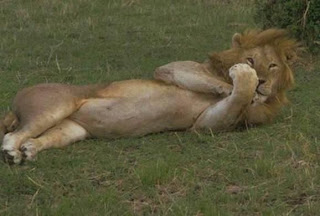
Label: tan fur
xmin=0 ymin=29 xmax=300 ymax=164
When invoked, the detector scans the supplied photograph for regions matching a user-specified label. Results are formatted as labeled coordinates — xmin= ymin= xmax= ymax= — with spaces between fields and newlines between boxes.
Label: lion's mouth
xmin=256 ymin=83 xmax=271 ymax=97
xmin=252 ymin=91 xmax=269 ymax=105
xmin=252 ymin=85 xmax=271 ymax=105
xmin=256 ymin=89 xmax=268 ymax=96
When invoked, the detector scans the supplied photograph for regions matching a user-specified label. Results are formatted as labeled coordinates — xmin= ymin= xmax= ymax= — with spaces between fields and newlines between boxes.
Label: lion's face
xmin=240 ymin=45 xmax=290 ymax=104
xmin=211 ymin=29 xmax=299 ymax=105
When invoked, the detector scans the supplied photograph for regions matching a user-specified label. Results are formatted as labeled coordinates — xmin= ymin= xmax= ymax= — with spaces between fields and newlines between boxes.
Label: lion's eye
xmin=246 ymin=58 xmax=254 ymax=66
xmin=269 ymin=63 xmax=277 ymax=69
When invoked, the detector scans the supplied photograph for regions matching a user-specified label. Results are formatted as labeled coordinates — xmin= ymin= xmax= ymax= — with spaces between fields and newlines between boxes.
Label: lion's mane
xmin=208 ymin=29 xmax=302 ymax=123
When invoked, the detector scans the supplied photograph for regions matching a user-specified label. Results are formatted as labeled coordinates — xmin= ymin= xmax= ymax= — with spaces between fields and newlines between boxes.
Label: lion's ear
xmin=232 ymin=33 xmax=242 ymax=48
xmin=285 ymin=51 xmax=298 ymax=66
xmin=283 ymin=40 xmax=303 ymax=66
xmin=285 ymin=49 xmax=299 ymax=65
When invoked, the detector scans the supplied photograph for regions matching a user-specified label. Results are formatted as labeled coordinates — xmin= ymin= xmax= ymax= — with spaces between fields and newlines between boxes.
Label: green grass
xmin=1 ymin=0 xmax=320 ymax=215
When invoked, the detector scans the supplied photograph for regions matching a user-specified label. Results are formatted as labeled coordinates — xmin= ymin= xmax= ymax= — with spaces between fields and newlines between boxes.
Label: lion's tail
xmin=0 ymin=111 xmax=19 ymax=142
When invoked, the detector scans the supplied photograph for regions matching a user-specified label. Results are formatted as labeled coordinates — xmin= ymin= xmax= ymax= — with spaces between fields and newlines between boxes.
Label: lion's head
xmin=209 ymin=29 xmax=302 ymax=106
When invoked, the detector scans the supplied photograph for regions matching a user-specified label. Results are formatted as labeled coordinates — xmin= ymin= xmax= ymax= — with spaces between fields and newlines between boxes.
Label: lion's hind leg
xmin=1 ymin=84 xmax=84 ymax=164
xmin=19 ymin=119 xmax=89 ymax=161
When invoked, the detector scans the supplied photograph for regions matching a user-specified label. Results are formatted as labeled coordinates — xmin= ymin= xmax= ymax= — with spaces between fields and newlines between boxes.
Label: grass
xmin=0 ymin=0 xmax=320 ymax=215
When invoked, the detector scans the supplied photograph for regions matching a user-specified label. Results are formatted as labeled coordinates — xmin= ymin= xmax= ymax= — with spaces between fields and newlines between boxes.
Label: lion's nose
xmin=258 ymin=79 xmax=266 ymax=86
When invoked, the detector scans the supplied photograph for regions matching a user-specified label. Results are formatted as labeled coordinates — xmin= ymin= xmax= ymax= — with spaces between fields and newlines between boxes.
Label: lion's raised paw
xmin=229 ymin=64 xmax=258 ymax=87
xmin=229 ymin=64 xmax=257 ymax=79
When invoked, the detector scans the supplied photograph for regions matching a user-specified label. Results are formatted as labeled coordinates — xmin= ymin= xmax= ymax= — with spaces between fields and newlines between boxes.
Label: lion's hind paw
xmin=20 ymin=139 xmax=38 ymax=161
xmin=1 ymin=149 xmax=23 ymax=165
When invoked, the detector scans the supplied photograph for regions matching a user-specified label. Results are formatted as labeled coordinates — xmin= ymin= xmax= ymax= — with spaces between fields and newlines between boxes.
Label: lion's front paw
xmin=229 ymin=64 xmax=258 ymax=90
xmin=154 ymin=67 xmax=174 ymax=84
xmin=229 ymin=64 xmax=258 ymax=83
xmin=228 ymin=64 xmax=259 ymax=102
xmin=20 ymin=139 xmax=39 ymax=161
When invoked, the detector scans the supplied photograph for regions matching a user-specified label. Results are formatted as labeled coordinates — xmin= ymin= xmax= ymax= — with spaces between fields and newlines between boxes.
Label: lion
xmin=0 ymin=29 xmax=301 ymax=164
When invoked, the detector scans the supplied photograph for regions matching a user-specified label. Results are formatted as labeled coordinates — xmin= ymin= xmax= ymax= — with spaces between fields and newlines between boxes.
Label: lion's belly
xmin=70 ymin=80 xmax=218 ymax=138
